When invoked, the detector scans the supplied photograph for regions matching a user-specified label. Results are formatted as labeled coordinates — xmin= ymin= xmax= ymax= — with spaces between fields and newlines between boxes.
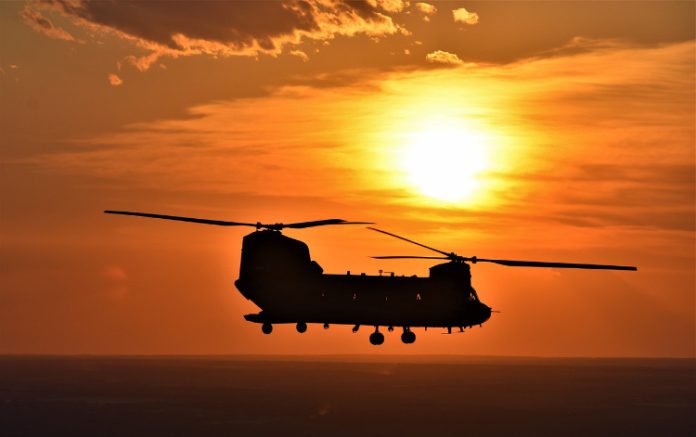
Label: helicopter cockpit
xmin=239 ymin=230 xmax=321 ymax=281
xmin=429 ymin=261 xmax=479 ymax=302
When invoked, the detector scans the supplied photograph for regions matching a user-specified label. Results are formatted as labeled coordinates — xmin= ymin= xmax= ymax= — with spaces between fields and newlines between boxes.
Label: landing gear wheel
xmin=296 ymin=322 xmax=307 ymax=333
xmin=261 ymin=323 xmax=273 ymax=335
xmin=369 ymin=332 xmax=385 ymax=346
xmin=401 ymin=330 xmax=416 ymax=344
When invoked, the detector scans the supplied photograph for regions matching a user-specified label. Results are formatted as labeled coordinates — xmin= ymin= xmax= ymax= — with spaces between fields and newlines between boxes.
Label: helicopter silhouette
xmin=104 ymin=210 xmax=637 ymax=345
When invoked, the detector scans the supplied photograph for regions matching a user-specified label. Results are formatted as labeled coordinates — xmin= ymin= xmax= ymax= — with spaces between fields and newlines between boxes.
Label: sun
xmin=400 ymin=125 xmax=492 ymax=203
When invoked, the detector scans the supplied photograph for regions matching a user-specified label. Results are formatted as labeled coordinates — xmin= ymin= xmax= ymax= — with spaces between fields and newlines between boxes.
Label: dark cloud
xmin=25 ymin=0 xmax=407 ymax=69
xmin=53 ymin=0 xmax=321 ymax=50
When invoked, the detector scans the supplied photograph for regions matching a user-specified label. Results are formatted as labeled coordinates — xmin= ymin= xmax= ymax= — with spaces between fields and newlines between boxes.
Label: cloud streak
xmin=20 ymin=4 xmax=75 ymax=41
xmin=29 ymin=40 xmax=695 ymax=235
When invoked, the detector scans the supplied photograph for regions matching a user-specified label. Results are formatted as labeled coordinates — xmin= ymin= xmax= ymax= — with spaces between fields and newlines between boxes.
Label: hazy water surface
xmin=1 ymin=356 xmax=694 ymax=436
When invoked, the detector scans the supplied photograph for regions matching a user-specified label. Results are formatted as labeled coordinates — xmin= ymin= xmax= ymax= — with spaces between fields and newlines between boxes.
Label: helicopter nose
xmin=481 ymin=304 xmax=492 ymax=322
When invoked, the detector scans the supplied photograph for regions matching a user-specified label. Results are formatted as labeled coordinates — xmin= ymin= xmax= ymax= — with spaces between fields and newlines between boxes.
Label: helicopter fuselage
xmin=234 ymin=230 xmax=492 ymax=332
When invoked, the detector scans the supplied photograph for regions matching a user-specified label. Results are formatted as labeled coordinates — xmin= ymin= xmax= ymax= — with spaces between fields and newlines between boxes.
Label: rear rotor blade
xmin=372 ymin=255 xmax=450 ymax=260
xmin=473 ymin=258 xmax=637 ymax=271
xmin=287 ymin=219 xmax=373 ymax=228
xmin=368 ymin=227 xmax=452 ymax=257
xmin=104 ymin=210 xmax=257 ymax=227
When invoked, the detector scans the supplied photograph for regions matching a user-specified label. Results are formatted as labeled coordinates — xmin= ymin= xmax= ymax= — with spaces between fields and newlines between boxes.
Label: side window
xmin=416 ymin=293 xmax=422 ymax=301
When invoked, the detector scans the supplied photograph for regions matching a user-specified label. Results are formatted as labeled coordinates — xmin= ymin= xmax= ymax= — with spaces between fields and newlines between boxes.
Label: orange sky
xmin=1 ymin=1 xmax=694 ymax=357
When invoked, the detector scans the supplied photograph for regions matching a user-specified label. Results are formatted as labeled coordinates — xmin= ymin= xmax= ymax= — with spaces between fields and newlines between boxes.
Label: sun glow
xmin=400 ymin=124 xmax=492 ymax=203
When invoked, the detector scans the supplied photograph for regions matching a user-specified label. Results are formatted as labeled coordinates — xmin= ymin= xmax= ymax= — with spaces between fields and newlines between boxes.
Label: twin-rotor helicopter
xmin=105 ymin=210 xmax=637 ymax=345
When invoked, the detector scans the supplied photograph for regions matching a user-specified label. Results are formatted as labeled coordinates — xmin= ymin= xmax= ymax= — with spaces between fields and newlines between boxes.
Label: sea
xmin=1 ymin=355 xmax=694 ymax=436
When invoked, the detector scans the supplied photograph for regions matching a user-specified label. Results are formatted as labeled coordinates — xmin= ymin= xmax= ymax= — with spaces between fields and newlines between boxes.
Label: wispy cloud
xmin=290 ymin=49 xmax=310 ymax=62
xmin=20 ymin=4 xmax=75 ymax=41
xmin=107 ymin=73 xmax=123 ymax=86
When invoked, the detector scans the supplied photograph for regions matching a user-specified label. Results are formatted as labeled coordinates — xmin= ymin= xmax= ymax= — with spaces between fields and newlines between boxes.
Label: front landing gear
xmin=296 ymin=322 xmax=307 ymax=333
xmin=261 ymin=323 xmax=273 ymax=335
xmin=369 ymin=327 xmax=385 ymax=346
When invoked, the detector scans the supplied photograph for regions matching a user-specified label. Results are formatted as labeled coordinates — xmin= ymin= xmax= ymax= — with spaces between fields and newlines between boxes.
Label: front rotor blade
xmin=286 ymin=219 xmax=373 ymax=229
xmin=367 ymin=227 xmax=452 ymax=257
xmin=104 ymin=210 xmax=257 ymax=227
xmin=474 ymin=258 xmax=637 ymax=271
xmin=372 ymin=256 xmax=450 ymax=260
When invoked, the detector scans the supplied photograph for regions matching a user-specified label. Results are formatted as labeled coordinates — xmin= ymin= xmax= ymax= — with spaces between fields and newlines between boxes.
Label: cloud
xmin=415 ymin=2 xmax=437 ymax=15
xmin=368 ymin=0 xmax=408 ymax=13
xmin=20 ymin=4 xmax=75 ymax=41
xmin=452 ymin=7 xmax=479 ymax=25
xmin=24 ymin=0 xmax=408 ymax=70
xmin=107 ymin=73 xmax=123 ymax=86
xmin=122 ymin=53 xmax=162 ymax=73
xmin=290 ymin=49 xmax=310 ymax=62
xmin=425 ymin=50 xmax=463 ymax=65
xmin=414 ymin=2 xmax=437 ymax=21
xmin=30 ymin=41 xmax=693 ymax=236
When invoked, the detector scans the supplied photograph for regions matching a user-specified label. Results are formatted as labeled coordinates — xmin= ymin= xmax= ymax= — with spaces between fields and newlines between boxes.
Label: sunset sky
xmin=1 ymin=1 xmax=694 ymax=357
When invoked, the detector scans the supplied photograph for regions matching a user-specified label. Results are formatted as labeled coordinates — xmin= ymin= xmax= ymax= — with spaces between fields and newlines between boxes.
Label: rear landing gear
xmin=261 ymin=323 xmax=273 ymax=335
xmin=369 ymin=328 xmax=385 ymax=346
xmin=296 ymin=322 xmax=307 ymax=333
xmin=401 ymin=328 xmax=416 ymax=344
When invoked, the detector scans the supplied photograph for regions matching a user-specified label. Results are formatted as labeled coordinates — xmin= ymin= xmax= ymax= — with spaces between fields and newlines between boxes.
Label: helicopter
xmin=104 ymin=210 xmax=638 ymax=345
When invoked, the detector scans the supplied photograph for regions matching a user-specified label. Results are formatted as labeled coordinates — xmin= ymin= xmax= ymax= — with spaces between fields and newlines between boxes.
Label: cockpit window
xmin=310 ymin=260 xmax=323 ymax=274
